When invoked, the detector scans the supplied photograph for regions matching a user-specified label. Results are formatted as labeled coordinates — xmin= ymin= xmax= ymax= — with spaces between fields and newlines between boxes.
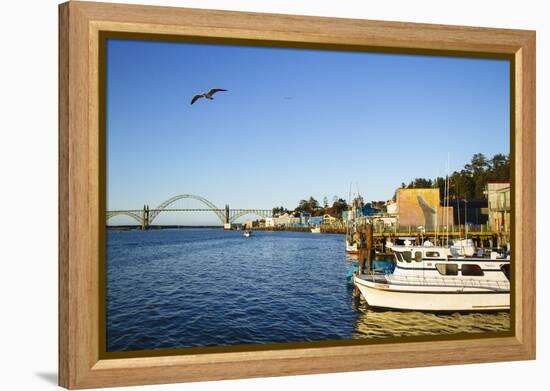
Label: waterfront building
xmin=299 ymin=213 xmax=311 ymax=225
xmin=386 ymin=201 xmax=398 ymax=215
xmin=308 ymin=216 xmax=324 ymax=226
xmin=274 ymin=212 xmax=299 ymax=226
xmin=322 ymin=214 xmax=339 ymax=225
xmin=449 ymin=198 xmax=488 ymax=226
xmin=243 ymin=220 xmax=258 ymax=229
xmin=485 ymin=182 xmax=511 ymax=233
xmin=342 ymin=210 xmax=351 ymax=224
xmin=395 ymin=188 xmax=454 ymax=230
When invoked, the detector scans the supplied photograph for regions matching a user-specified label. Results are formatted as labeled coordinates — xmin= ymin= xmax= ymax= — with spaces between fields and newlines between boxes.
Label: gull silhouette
xmin=190 ymin=88 xmax=227 ymax=105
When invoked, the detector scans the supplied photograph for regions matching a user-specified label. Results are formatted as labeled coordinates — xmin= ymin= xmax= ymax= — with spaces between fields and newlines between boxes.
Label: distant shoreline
xmin=107 ymin=225 xmax=223 ymax=230
xmin=250 ymin=226 xmax=345 ymax=234
xmin=106 ymin=225 xmax=345 ymax=234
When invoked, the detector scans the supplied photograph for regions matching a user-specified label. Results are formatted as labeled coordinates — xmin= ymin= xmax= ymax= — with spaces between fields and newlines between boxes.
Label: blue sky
xmin=106 ymin=39 xmax=509 ymax=225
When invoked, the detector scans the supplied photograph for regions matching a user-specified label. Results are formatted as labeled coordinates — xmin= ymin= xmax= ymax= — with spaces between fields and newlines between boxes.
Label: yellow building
xmin=322 ymin=214 xmax=339 ymax=225
xmin=396 ymin=188 xmax=453 ymax=230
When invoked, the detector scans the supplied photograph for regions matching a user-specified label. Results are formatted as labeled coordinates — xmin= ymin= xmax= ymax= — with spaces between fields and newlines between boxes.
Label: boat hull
xmin=353 ymin=276 xmax=509 ymax=312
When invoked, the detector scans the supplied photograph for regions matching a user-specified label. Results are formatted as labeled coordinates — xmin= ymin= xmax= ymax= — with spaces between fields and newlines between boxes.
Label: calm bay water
xmin=106 ymin=229 xmax=509 ymax=352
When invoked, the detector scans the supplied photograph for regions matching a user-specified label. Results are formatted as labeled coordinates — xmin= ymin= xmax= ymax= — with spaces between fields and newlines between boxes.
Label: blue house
xmin=299 ymin=213 xmax=311 ymax=225
xmin=308 ymin=216 xmax=324 ymax=226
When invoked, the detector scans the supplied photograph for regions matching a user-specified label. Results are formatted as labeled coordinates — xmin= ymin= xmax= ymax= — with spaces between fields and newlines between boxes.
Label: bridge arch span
xmin=106 ymin=211 xmax=142 ymax=224
xmin=149 ymin=194 xmax=224 ymax=224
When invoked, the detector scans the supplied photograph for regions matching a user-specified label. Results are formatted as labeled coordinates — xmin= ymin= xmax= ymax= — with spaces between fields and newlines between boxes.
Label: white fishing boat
xmin=243 ymin=230 xmax=252 ymax=237
xmin=311 ymin=226 xmax=321 ymax=234
xmin=353 ymin=244 xmax=510 ymax=311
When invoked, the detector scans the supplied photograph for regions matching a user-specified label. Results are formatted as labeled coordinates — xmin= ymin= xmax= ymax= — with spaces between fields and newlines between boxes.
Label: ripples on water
xmin=106 ymin=229 xmax=509 ymax=352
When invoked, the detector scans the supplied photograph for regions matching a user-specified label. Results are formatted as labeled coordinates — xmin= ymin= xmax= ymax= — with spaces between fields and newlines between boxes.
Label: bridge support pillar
xmin=141 ymin=205 xmax=150 ymax=230
xmin=224 ymin=204 xmax=231 ymax=230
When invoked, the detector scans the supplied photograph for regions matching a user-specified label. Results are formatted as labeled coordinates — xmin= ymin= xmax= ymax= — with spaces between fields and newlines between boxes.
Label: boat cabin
xmin=389 ymin=245 xmax=510 ymax=282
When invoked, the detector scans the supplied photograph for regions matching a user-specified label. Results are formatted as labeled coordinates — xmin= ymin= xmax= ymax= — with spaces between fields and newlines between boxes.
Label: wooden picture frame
xmin=59 ymin=1 xmax=536 ymax=388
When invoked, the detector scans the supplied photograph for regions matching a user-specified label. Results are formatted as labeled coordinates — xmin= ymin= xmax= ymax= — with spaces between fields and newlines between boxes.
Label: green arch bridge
xmin=106 ymin=193 xmax=272 ymax=229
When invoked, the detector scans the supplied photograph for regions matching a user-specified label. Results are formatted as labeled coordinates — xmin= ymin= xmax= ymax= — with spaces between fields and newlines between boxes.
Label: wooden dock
xmin=251 ymin=224 xmax=506 ymax=249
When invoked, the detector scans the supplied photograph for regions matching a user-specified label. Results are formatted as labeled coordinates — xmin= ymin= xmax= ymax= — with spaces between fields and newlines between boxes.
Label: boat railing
xmin=373 ymin=274 xmax=509 ymax=291
xmin=369 ymin=223 xmax=492 ymax=234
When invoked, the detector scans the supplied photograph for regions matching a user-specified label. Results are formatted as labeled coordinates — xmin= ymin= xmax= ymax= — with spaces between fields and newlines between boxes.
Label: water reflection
xmin=352 ymin=304 xmax=510 ymax=338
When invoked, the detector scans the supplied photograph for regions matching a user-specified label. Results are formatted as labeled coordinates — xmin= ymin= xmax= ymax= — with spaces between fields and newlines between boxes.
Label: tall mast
xmin=446 ymin=153 xmax=450 ymax=246
xmin=434 ymin=175 xmax=438 ymax=245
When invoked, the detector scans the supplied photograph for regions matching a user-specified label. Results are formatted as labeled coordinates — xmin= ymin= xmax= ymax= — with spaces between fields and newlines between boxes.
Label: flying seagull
xmin=190 ymin=88 xmax=227 ymax=105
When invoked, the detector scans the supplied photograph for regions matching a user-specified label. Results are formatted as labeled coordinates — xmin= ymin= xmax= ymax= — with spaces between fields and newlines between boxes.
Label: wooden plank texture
xmin=58 ymin=2 xmax=70 ymax=387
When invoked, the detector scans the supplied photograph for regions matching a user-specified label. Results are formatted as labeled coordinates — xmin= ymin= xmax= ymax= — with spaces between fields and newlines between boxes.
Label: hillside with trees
xmin=272 ymin=153 xmax=509 ymax=219
xmin=399 ymin=153 xmax=510 ymax=200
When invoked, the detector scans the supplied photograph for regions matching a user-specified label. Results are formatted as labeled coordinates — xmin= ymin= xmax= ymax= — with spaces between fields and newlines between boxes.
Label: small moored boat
xmin=311 ymin=226 xmax=321 ymax=234
xmin=243 ymin=230 xmax=252 ymax=237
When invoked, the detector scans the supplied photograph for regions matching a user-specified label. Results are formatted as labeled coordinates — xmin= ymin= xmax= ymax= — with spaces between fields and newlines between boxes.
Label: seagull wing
xmin=190 ymin=94 xmax=204 ymax=105
xmin=206 ymin=88 xmax=227 ymax=97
